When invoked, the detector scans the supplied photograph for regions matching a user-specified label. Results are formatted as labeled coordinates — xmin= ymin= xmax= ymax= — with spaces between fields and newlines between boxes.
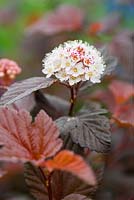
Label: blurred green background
xmin=0 ymin=0 xmax=133 ymax=59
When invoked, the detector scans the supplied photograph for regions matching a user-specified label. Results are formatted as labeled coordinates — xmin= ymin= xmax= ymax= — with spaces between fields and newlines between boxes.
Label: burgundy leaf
xmin=0 ymin=169 xmax=7 ymax=178
xmin=10 ymin=93 xmax=36 ymax=112
xmin=0 ymin=107 xmax=62 ymax=165
xmin=27 ymin=5 xmax=84 ymax=35
xmin=56 ymin=108 xmax=111 ymax=153
xmin=62 ymin=194 xmax=92 ymax=200
xmin=113 ymin=103 xmax=134 ymax=127
xmin=32 ymin=91 xmax=69 ymax=120
xmin=42 ymin=150 xmax=96 ymax=186
xmin=90 ymin=80 xmax=134 ymax=114
xmin=109 ymin=30 xmax=134 ymax=81
xmin=90 ymin=89 xmax=116 ymax=113
xmin=0 ymin=77 xmax=55 ymax=106
xmin=24 ymin=163 xmax=48 ymax=200
xmin=24 ymin=163 xmax=96 ymax=200
xmin=109 ymin=80 xmax=134 ymax=104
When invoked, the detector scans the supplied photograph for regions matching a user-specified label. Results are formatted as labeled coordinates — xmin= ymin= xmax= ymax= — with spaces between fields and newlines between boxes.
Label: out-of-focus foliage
xmin=0 ymin=0 xmax=134 ymax=199
xmin=0 ymin=0 xmax=133 ymax=59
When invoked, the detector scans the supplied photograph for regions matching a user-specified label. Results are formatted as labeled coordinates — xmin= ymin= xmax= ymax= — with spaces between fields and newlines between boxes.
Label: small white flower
xmin=69 ymin=76 xmax=81 ymax=86
xmin=55 ymin=70 xmax=69 ymax=81
xmin=83 ymin=56 xmax=95 ymax=66
xmin=42 ymin=40 xmax=106 ymax=85
xmin=66 ymin=62 xmax=85 ymax=77
xmin=90 ymin=75 xmax=101 ymax=83
xmin=85 ymin=70 xmax=93 ymax=80
xmin=42 ymin=66 xmax=55 ymax=78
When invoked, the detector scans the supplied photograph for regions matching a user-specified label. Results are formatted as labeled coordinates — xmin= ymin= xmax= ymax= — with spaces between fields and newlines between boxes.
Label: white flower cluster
xmin=42 ymin=40 xmax=106 ymax=86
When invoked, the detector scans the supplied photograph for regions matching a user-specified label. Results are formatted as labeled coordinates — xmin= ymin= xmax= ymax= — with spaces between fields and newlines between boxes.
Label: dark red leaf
xmin=27 ymin=5 xmax=84 ymax=35
xmin=53 ymin=171 xmax=97 ymax=199
xmin=90 ymin=80 xmax=134 ymax=114
xmin=32 ymin=91 xmax=69 ymax=120
xmin=109 ymin=30 xmax=134 ymax=81
xmin=42 ymin=150 xmax=96 ymax=186
xmin=0 ymin=169 xmax=6 ymax=178
xmin=24 ymin=163 xmax=96 ymax=200
xmin=62 ymin=194 xmax=92 ymax=200
xmin=109 ymin=80 xmax=134 ymax=104
xmin=10 ymin=93 xmax=36 ymax=112
xmin=113 ymin=103 xmax=134 ymax=127
xmin=0 ymin=107 xmax=62 ymax=165
xmin=90 ymin=89 xmax=116 ymax=113
xmin=0 ymin=77 xmax=55 ymax=106
xmin=56 ymin=108 xmax=111 ymax=153
xmin=24 ymin=163 xmax=48 ymax=200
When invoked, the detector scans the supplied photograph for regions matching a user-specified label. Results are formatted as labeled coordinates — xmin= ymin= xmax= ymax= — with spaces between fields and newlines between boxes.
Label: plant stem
xmin=39 ymin=167 xmax=53 ymax=200
xmin=68 ymin=87 xmax=75 ymax=116
xmin=68 ymin=83 xmax=80 ymax=116
xmin=60 ymin=82 xmax=81 ymax=116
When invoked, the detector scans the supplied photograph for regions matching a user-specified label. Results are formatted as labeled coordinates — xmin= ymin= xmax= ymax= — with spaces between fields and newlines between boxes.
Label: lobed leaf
xmin=0 ymin=107 xmax=62 ymax=164
xmin=90 ymin=80 xmax=134 ymax=121
xmin=24 ymin=164 xmax=97 ymax=200
xmin=42 ymin=150 xmax=96 ymax=186
xmin=0 ymin=77 xmax=55 ymax=106
xmin=52 ymin=171 xmax=96 ymax=199
xmin=24 ymin=163 xmax=48 ymax=200
xmin=56 ymin=109 xmax=111 ymax=153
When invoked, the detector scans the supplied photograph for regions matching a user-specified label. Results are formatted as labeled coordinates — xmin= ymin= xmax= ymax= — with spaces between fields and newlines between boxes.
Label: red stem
xmin=68 ymin=83 xmax=81 ymax=116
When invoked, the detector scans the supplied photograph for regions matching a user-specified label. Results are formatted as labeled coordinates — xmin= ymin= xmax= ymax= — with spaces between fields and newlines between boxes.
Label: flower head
xmin=0 ymin=58 xmax=21 ymax=86
xmin=42 ymin=40 xmax=106 ymax=85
